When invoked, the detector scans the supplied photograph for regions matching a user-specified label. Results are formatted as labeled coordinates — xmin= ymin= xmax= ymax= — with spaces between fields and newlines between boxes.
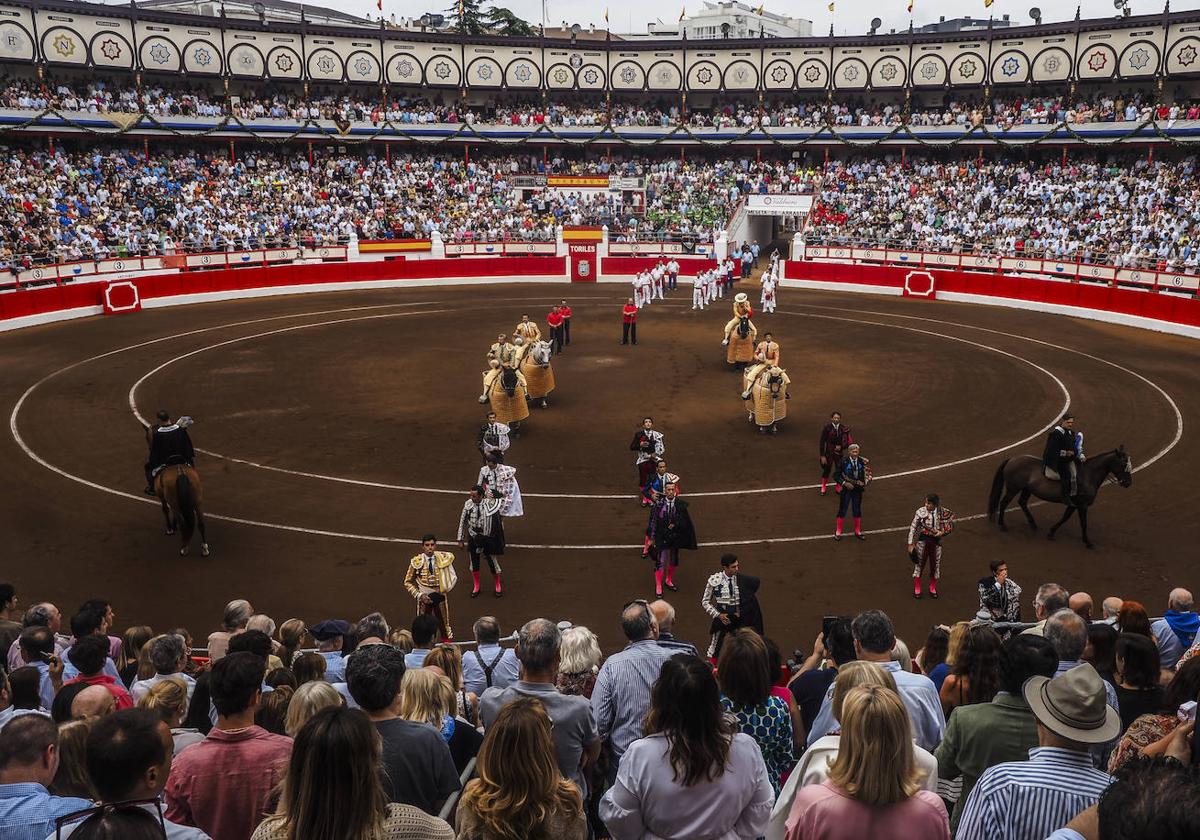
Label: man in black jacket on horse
xmin=1043 ymin=413 xmax=1082 ymax=503
xmin=144 ymin=410 xmax=195 ymax=495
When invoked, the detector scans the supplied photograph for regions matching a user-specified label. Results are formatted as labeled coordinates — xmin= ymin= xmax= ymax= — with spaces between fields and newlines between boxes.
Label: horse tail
xmin=175 ymin=469 xmax=196 ymax=544
xmin=987 ymin=459 xmax=1009 ymax=522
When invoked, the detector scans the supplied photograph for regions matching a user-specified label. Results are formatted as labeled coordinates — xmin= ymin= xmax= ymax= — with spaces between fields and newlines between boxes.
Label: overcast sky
xmin=344 ymin=0 xmax=1198 ymax=35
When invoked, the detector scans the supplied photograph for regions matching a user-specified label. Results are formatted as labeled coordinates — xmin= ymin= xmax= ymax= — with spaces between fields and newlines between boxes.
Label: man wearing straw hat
xmin=955 ymin=663 xmax=1119 ymax=840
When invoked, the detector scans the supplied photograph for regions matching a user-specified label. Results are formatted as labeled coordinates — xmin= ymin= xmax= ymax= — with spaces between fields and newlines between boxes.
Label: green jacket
xmin=934 ymin=691 xmax=1040 ymax=831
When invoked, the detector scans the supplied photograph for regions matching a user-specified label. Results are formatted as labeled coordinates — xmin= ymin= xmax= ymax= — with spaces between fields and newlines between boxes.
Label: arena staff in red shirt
xmin=621 ymin=298 xmax=638 ymax=346
xmin=559 ymin=299 xmax=572 ymax=346
xmin=546 ymin=305 xmax=565 ymax=355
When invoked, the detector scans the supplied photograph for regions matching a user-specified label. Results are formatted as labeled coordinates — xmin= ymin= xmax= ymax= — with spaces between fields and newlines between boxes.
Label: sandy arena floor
xmin=1 ymin=280 xmax=1195 ymax=654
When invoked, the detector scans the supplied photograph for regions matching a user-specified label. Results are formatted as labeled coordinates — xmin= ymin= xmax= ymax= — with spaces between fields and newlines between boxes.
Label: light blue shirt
xmin=462 ymin=644 xmax=520 ymax=696
xmin=0 ymin=783 xmax=92 ymax=840
xmin=404 ymin=649 xmax=430 ymax=670
xmin=50 ymin=800 xmax=212 ymax=839
xmin=27 ymin=662 xmax=56 ymax=711
xmin=591 ymin=639 xmax=679 ymax=763
xmin=320 ymin=651 xmax=346 ymax=682
xmin=956 ymin=747 xmax=1111 ymax=840
xmin=807 ymin=659 xmax=946 ymax=752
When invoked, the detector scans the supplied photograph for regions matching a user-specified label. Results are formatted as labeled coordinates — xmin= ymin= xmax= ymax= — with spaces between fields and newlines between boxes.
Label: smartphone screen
xmin=822 ymin=615 xmax=837 ymax=639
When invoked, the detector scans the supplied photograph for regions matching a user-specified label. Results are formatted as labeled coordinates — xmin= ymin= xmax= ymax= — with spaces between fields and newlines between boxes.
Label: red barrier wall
xmin=788 ymin=261 xmax=1200 ymax=330
xmin=0 ymin=256 xmax=567 ymax=322
xmin=601 ymin=256 xmax=717 ymax=277
xmin=4 ymin=256 xmax=1200 ymax=336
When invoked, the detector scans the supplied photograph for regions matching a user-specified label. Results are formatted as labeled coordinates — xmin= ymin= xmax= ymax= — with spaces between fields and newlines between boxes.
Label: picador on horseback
xmin=1042 ymin=413 xmax=1084 ymax=504
xmin=988 ymin=411 xmax=1133 ymax=549
xmin=144 ymin=410 xmax=195 ymax=495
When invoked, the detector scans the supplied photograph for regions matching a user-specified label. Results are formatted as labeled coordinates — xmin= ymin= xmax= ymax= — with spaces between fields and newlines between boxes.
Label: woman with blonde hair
xmin=400 ymin=667 xmax=482 ymax=774
xmin=783 ymin=686 xmax=949 ymax=840
xmin=252 ymin=706 xmax=453 ymax=840
xmin=424 ymin=643 xmax=478 ymax=725
xmin=768 ymin=662 xmax=938 ymax=840
xmin=138 ymin=676 xmax=205 ymax=754
xmin=556 ymin=626 xmax=602 ymax=698
xmin=277 ymin=619 xmax=311 ymax=667
xmin=286 ymin=680 xmax=344 ymax=737
xmin=457 ymin=696 xmax=586 ymax=840
xmin=928 ymin=621 xmax=970 ymax=692
xmin=50 ymin=718 xmax=96 ymax=800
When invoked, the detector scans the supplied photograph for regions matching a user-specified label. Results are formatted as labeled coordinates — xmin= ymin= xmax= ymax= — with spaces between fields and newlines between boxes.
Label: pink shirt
xmin=165 ymin=725 xmax=292 ymax=840
xmin=785 ymin=780 xmax=949 ymax=840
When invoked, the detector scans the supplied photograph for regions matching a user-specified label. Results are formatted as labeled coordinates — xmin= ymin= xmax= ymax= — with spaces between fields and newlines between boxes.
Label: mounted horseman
xmin=988 ymin=414 xmax=1133 ymax=548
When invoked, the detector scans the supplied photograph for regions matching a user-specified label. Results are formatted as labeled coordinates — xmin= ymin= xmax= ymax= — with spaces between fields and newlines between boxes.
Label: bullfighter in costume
xmin=641 ymin=459 xmax=681 ymax=556
xmin=144 ymin=410 xmax=195 ymax=495
xmin=907 ymin=494 xmax=954 ymax=600
xmin=458 ymin=485 xmax=505 ymax=598
xmin=477 ymin=411 xmax=511 ymax=461
xmin=515 ymin=337 xmax=555 ymax=408
xmin=1043 ymin=413 xmax=1084 ymax=503
xmin=646 ymin=483 xmax=697 ymax=597
xmin=742 ymin=332 xmax=781 ymax=392
xmin=404 ymin=534 xmax=457 ymax=641
xmin=479 ymin=359 xmax=530 ymax=430
xmin=630 ymin=416 xmax=665 ymax=491
xmin=818 ymin=411 xmax=853 ymax=496
xmin=514 ymin=314 xmax=541 ymax=345
xmin=488 ymin=334 xmax=518 ymax=370
xmin=834 ymin=443 xmax=870 ymax=541
xmin=722 ymin=293 xmax=757 ymax=366
xmin=701 ymin=554 xmax=764 ymax=659
xmin=477 ymin=451 xmax=524 ymax=518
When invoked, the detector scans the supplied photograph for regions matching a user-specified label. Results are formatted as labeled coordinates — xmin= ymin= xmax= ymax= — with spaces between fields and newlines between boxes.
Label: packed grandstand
xmin=2 ymin=0 xmax=1200 ymax=839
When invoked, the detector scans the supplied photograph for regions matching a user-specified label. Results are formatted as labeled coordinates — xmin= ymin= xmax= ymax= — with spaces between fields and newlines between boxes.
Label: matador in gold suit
xmin=404 ymin=538 xmax=457 ymax=640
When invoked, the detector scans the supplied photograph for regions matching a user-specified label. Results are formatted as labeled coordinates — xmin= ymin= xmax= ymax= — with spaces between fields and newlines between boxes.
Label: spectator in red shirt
xmin=559 ymin=299 xmax=572 ymax=346
xmin=547 ymin=306 xmax=565 ymax=354
xmin=622 ymin=298 xmax=638 ymax=346
xmin=165 ymin=652 xmax=292 ymax=840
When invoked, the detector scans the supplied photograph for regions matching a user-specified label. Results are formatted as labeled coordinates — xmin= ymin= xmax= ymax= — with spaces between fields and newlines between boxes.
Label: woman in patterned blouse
xmin=717 ymin=629 xmax=797 ymax=794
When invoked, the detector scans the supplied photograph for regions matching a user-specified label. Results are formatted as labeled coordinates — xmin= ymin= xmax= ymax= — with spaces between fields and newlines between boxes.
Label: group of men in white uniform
xmin=631 ymin=259 xmax=681 ymax=309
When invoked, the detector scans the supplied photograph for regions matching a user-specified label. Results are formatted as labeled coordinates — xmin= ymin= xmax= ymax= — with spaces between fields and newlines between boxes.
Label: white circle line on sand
xmin=791 ymin=301 xmax=1185 ymax=473
xmin=128 ymin=307 xmax=1072 ymax=499
xmin=9 ymin=295 xmax=1183 ymax=549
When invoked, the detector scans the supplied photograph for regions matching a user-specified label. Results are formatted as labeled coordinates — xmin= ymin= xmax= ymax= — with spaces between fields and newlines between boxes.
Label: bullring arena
xmin=8 ymin=1 xmax=1200 ymax=834
xmin=2 ymin=270 xmax=1196 ymax=651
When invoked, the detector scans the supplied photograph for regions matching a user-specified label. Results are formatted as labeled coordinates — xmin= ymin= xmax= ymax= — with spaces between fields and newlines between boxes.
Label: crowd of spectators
xmin=807 ymin=154 xmax=1200 ymax=272
xmin=3 ymin=138 xmax=1198 ymax=274
xmin=0 ymin=145 xmax=816 ymax=264
xmin=0 ymin=575 xmax=1198 ymax=840
xmin=3 ymin=75 xmax=1198 ymax=130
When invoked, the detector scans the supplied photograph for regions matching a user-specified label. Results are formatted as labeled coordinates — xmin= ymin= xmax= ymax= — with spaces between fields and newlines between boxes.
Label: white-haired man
xmin=1151 ymin=588 xmax=1197 ymax=669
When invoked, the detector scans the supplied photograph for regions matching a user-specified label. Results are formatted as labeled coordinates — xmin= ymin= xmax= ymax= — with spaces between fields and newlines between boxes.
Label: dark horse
xmin=736 ymin=315 xmax=752 ymax=340
xmin=155 ymin=464 xmax=210 ymax=557
xmin=987 ymin=446 xmax=1132 ymax=549
xmin=500 ymin=366 xmax=520 ymax=396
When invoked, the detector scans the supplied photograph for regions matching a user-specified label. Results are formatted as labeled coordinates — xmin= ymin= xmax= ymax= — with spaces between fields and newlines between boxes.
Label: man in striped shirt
xmin=956 ymin=662 xmax=1118 ymax=840
xmin=591 ymin=600 xmax=677 ymax=782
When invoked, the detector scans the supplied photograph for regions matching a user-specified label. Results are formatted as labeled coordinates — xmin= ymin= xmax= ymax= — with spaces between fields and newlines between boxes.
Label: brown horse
xmin=986 ymin=446 xmax=1132 ymax=549
xmin=155 ymin=464 xmax=210 ymax=556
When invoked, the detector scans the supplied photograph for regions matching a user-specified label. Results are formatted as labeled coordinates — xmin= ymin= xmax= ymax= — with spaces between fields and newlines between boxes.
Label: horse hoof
xmin=998 ymin=524 xmax=1008 ymax=532
xmin=1029 ymin=523 xmax=1039 ymax=532
xmin=1085 ymin=543 xmax=1095 ymax=550
xmin=1047 ymin=532 xmax=1056 ymax=541
xmin=165 ymin=529 xmax=176 ymax=536
xmin=179 ymin=547 xmax=189 ymax=556
xmin=201 ymin=544 xmax=211 ymax=557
